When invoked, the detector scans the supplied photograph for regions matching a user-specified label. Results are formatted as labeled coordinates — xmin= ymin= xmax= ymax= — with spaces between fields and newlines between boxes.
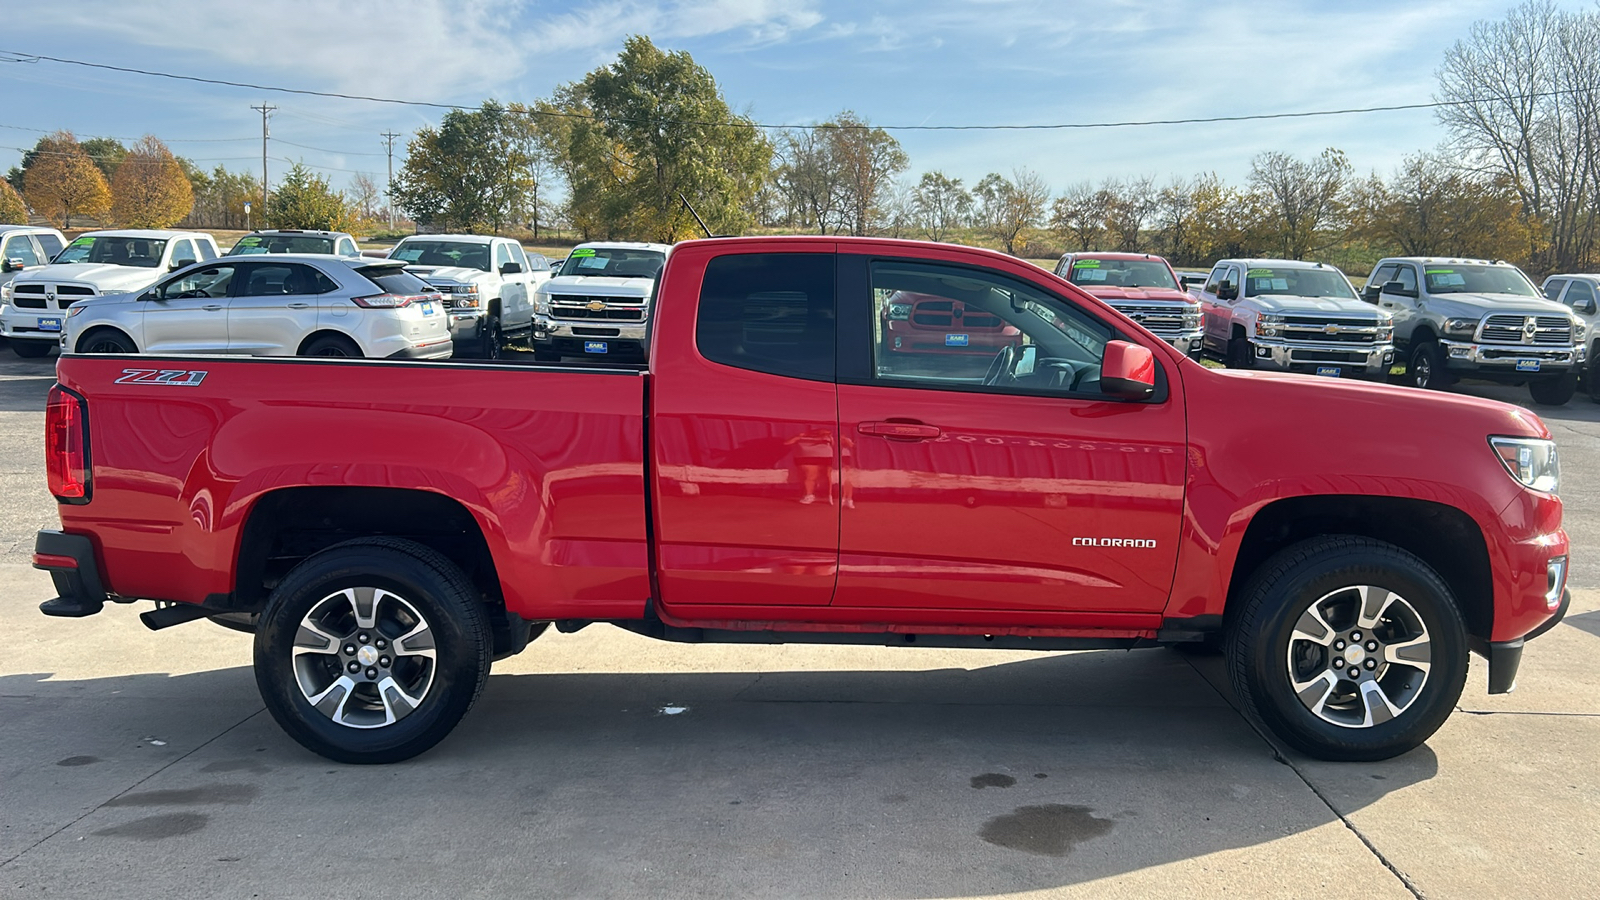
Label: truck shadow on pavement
xmin=0 ymin=649 xmax=1438 ymax=897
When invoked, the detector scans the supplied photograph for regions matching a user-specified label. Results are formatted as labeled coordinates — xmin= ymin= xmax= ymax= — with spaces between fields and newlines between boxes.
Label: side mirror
xmin=139 ymin=291 xmax=158 ymax=302
xmin=1102 ymin=340 xmax=1156 ymax=400
xmin=1217 ymin=281 xmax=1237 ymax=301
xmin=500 ymin=261 xmax=522 ymax=275
xmin=1578 ymin=298 xmax=1598 ymax=315
xmin=2 ymin=258 xmax=23 ymax=273
xmin=1382 ymin=280 xmax=1417 ymax=299
xmin=170 ymin=258 xmax=196 ymax=271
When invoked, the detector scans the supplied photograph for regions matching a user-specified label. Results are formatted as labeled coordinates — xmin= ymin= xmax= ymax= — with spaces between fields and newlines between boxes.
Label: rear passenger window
xmin=696 ymin=253 xmax=835 ymax=381
xmin=35 ymin=233 xmax=63 ymax=259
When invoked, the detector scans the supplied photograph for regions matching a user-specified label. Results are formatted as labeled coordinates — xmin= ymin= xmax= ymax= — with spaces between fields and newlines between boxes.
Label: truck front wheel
xmin=1225 ymin=536 xmax=1467 ymax=761
xmin=1409 ymin=341 xmax=1453 ymax=390
xmin=253 ymin=538 xmax=492 ymax=764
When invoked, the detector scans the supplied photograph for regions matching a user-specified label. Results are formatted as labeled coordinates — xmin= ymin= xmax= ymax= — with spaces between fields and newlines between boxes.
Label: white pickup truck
xmin=532 ymin=241 xmax=670 ymax=361
xmin=388 ymin=235 xmax=553 ymax=359
xmin=0 ymin=229 xmax=220 ymax=358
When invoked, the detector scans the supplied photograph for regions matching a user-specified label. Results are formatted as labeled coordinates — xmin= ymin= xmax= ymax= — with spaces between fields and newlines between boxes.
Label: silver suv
xmin=1196 ymin=258 xmax=1395 ymax=379
xmin=61 ymin=254 xmax=452 ymax=359
xmin=1539 ymin=273 xmax=1600 ymax=403
xmin=1362 ymin=257 xmax=1586 ymax=406
xmin=226 ymin=229 xmax=362 ymax=258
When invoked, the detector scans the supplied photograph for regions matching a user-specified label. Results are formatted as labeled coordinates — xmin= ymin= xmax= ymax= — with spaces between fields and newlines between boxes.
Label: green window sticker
xmin=67 ymin=237 xmax=94 ymax=248
xmin=571 ymin=248 xmax=596 ymax=257
xmin=1425 ymin=269 xmax=1453 ymax=274
xmin=1072 ymin=259 xmax=1101 ymax=269
xmin=1246 ymin=268 xmax=1274 ymax=277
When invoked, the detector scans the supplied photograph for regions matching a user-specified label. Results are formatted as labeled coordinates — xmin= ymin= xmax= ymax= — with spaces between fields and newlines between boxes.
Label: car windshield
xmin=1422 ymin=264 xmax=1538 ymax=297
xmin=558 ymin=247 xmax=665 ymax=278
xmin=53 ymin=236 xmax=169 ymax=268
xmin=228 ymin=235 xmax=336 ymax=256
xmin=389 ymin=240 xmax=492 ymax=272
xmin=1243 ymin=266 xmax=1356 ymax=299
xmin=1065 ymin=258 xmax=1178 ymax=290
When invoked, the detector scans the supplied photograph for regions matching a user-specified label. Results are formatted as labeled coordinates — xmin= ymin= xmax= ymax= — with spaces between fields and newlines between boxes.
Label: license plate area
xmin=1314 ymin=366 xmax=1342 ymax=377
xmin=1516 ymin=359 xmax=1541 ymax=372
xmin=37 ymin=317 xmax=62 ymax=332
xmin=584 ymin=341 xmax=609 ymax=354
xmin=945 ymin=334 xmax=969 ymax=347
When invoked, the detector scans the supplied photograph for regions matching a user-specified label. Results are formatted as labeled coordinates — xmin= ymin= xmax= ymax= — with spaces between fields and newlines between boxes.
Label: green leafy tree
xmin=392 ymin=102 xmax=532 ymax=232
xmin=80 ymin=137 xmax=128 ymax=181
xmin=564 ymin=35 xmax=773 ymax=241
xmin=265 ymin=163 xmax=352 ymax=231
xmin=0 ymin=178 xmax=27 ymax=224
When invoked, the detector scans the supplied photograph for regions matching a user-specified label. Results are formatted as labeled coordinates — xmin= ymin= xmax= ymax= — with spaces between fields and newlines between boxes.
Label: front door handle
xmin=287 ymin=302 xmax=311 ymax=309
xmin=202 ymin=304 xmax=223 ymax=311
xmin=859 ymin=420 xmax=942 ymax=441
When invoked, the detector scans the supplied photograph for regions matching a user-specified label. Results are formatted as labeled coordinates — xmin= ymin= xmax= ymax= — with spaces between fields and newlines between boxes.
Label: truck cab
xmin=1053 ymin=252 xmax=1202 ymax=357
xmin=532 ymin=241 xmax=670 ymax=362
xmin=1 ymin=229 xmax=220 ymax=358
xmin=1364 ymin=257 xmax=1586 ymax=406
xmin=1197 ymin=258 xmax=1395 ymax=379
xmin=389 ymin=235 xmax=551 ymax=360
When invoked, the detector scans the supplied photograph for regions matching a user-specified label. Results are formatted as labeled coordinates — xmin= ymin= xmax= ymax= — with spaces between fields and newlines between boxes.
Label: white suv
xmin=1 ymin=229 xmax=220 ymax=357
xmin=61 ymin=255 xmax=452 ymax=359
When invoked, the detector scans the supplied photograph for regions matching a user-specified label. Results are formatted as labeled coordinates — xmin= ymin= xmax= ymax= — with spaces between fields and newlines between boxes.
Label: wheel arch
xmin=74 ymin=324 xmax=139 ymax=354
xmin=1225 ymin=494 xmax=1493 ymax=643
xmin=295 ymin=329 xmax=362 ymax=356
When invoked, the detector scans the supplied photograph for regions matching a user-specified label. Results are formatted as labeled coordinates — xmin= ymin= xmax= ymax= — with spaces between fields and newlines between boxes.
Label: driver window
xmin=158 ymin=265 xmax=235 ymax=300
xmin=1394 ymin=266 xmax=1418 ymax=294
xmin=2 ymin=236 xmax=41 ymax=267
xmin=494 ymin=243 xmax=514 ymax=269
xmin=1203 ymin=264 xmax=1227 ymax=294
xmin=1565 ymin=279 xmax=1595 ymax=308
xmin=870 ymin=260 xmax=1113 ymax=396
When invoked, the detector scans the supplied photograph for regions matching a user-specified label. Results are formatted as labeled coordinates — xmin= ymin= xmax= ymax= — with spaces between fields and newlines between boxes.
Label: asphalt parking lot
xmin=1 ymin=351 xmax=1597 ymax=899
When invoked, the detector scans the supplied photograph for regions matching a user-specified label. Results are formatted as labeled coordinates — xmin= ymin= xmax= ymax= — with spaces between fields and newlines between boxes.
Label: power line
xmin=274 ymin=137 xmax=386 ymax=156
xmin=2 ymin=47 xmax=1591 ymax=133
xmin=0 ymin=123 xmax=254 ymax=143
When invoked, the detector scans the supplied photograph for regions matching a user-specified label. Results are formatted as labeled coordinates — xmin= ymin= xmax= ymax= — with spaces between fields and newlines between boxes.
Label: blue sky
xmin=0 ymin=0 xmax=1584 ymax=196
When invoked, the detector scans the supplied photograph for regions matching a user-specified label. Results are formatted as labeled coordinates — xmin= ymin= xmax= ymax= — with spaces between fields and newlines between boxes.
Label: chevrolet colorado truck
xmin=532 ymin=242 xmax=670 ymax=361
xmin=1198 ymin=258 xmax=1396 ymax=379
xmin=34 ymin=236 xmax=1569 ymax=764
xmin=1053 ymin=252 xmax=1203 ymax=357
xmin=389 ymin=235 xmax=551 ymax=360
xmin=2 ymin=229 xmax=221 ymax=358
xmin=1363 ymin=258 xmax=1586 ymax=406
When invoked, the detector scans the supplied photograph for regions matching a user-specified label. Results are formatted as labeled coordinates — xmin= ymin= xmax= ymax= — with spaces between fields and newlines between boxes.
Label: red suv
xmin=879 ymin=290 xmax=1022 ymax=355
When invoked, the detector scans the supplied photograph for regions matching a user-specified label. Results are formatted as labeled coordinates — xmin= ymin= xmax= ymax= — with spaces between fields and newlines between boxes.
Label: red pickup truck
xmin=36 ymin=237 xmax=1569 ymax=764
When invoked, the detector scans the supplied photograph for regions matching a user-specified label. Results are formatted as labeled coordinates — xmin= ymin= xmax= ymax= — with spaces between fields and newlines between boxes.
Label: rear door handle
xmin=859 ymin=420 xmax=942 ymax=441
xmin=287 ymin=302 xmax=311 ymax=309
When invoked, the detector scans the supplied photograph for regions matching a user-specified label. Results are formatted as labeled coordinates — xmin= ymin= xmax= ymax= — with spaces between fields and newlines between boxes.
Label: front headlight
xmin=1573 ymin=319 xmax=1586 ymax=342
xmin=1182 ymin=314 xmax=1200 ymax=329
xmin=68 ymin=305 xmax=86 ymax=317
xmin=1254 ymin=314 xmax=1284 ymax=337
xmin=533 ymin=290 xmax=549 ymax=315
xmin=887 ymin=302 xmax=911 ymax=320
xmin=1444 ymin=317 xmax=1478 ymax=338
xmin=1 ymin=282 xmax=12 ymax=302
xmin=1489 ymin=436 xmax=1559 ymax=493
xmin=1376 ymin=326 xmax=1394 ymax=341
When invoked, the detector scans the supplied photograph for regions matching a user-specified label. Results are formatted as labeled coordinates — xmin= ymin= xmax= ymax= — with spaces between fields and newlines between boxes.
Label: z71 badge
xmin=114 ymin=368 xmax=209 ymax=387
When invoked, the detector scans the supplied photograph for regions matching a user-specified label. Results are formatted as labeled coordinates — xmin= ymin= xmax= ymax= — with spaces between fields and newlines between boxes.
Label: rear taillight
xmin=46 ymin=385 xmax=91 ymax=504
xmin=351 ymin=294 xmax=414 ymax=309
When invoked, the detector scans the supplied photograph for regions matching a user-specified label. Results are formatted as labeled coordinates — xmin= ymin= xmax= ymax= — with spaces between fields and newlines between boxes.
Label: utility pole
xmin=380 ymin=130 xmax=401 ymax=229
xmin=252 ymin=102 xmax=276 ymax=208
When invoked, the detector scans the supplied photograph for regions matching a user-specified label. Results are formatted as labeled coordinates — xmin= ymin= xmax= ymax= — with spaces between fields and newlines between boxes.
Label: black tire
xmin=1226 ymin=332 xmax=1254 ymax=370
xmin=77 ymin=328 xmax=136 ymax=354
xmin=253 ymin=538 xmax=492 ymax=764
xmin=301 ymin=333 xmax=363 ymax=358
xmin=11 ymin=340 xmax=53 ymax=358
xmin=1409 ymin=340 xmax=1452 ymax=390
xmin=479 ymin=313 xmax=502 ymax=360
xmin=532 ymin=346 xmax=561 ymax=362
xmin=1528 ymin=370 xmax=1578 ymax=406
xmin=1224 ymin=536 xmax=1468 ymax=762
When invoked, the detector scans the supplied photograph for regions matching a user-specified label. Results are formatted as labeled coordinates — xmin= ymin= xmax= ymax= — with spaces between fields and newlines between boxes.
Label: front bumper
xmin=883 ymin=320 xmax=1022 ymax=354
xmin=1160 ymin=331 xmax=1204 ymax=357
xmin=1 ymin=308 xmax=65 ymax=341
xmin=1250 ymin=338 xmax=1396 ymax=375
xmin=1438 ymin=338 xmax=1583 ymax=374
xmin=535 ymin=316 xmax=649 ymax=358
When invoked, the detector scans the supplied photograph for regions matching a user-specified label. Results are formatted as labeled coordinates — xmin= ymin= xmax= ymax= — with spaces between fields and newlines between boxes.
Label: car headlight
xmin=1181 ymin=314 xmax=1200 ymax=329
xmin=1573 ymin=319 xmax=1586 ymax=342
xmin=1444 ymin=317 xmax=1478 ymax=338
xmin=68 ymin=305 xmax=86 ymax=317
xmin=887 ymin=302 xmax=911 ymax=320
xmin=1254 ymin=314 xmax=1284 ymax=337
xmin=1 ymin=282 xmax=11 ymax=302
xmin=1376 ymin=325 xmax=1394 ymax=341
xmin=533 ymin=290 xmax=549 ymax=315
xmin=1490 ymin=436 xmax=1559 ymax=493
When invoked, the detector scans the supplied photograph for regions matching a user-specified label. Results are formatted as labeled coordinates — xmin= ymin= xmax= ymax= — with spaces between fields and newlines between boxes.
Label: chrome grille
xmin=1278 ymin=317 xmax=1383 ymax=345
xmin=1114 ymin=304 xmax=1190 ymax=337
xmin=909 ymin=298 xmax=1004 ymax=330
xmin=1479 ymin=314 xmax=1573 ymax=345
xmin=548 ymin=295 xmax=647 ymax=322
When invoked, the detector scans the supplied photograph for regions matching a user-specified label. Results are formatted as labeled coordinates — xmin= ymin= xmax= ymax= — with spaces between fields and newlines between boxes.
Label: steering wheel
xmin=983 ymin=345 xmax=1018 ymax=386
xmin=171 ymin=289 xmax=210 ymax=299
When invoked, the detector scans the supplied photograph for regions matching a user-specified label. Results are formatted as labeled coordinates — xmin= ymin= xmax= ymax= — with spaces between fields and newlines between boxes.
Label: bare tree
xmin=975 ymin=168 xmax=1050 ymax=256
xmin=1153 ymin=177 xmax=1199 ymax=264
xmin=775 ymin=126 xmax=844 ymax=234
xmin=349 ymin=173 xmax=381 ymax=220
xmin=1103 ymin=176 xmax=1158 ymax=252
xmin=911 ymin=171 xmax=972 ymax=242
xmin=822 ymin=111 xmax=909 ymax=237
xmin=1050 ymin=180 xmax=1109 ymax=251
xmin=1248 ymin=148 xmax=1351 ymax=259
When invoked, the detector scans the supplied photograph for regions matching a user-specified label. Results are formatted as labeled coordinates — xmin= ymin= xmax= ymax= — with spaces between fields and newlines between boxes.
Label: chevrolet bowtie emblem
xmin=587 ymin=300 xmax=607 ymax=311
xmin=1324 ymin=324 xmax=1339 ymax=334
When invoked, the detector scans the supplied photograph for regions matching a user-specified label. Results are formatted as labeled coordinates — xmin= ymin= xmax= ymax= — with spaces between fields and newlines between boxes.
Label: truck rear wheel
xmin=253 ymin=538 xmax=492 ymax=764
xmin=1528 ymin=370 xmax=1577 ymax=406
xmin=1225 ymin=536 xmax=1467 ymax=761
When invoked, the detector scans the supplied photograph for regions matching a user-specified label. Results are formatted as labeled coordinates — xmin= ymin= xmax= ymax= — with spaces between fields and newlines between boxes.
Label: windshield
xmin=1422 ymin=264 xmax=1538 ymax=297
xmin=557 ymin=247 xmax=665 ymax=278
xmin=1065 ymin=258 xmax=1178 ymax=290
xmin=228 ymin=234 xmax=335 ymax=256
xmin=389 ymin=240 xmax=492 ymax=272
xmin=54 ymin=236 xmax=169 ymax=268
xmin=1243 ymin=266 xmax=1356 ymax=299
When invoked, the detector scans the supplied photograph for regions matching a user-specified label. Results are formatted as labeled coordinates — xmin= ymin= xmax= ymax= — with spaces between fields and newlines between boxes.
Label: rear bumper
xmin=33 ymin=530 xmax=107 ymax=617
xmin=385 ymin=339 xmax=454 ymax=360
